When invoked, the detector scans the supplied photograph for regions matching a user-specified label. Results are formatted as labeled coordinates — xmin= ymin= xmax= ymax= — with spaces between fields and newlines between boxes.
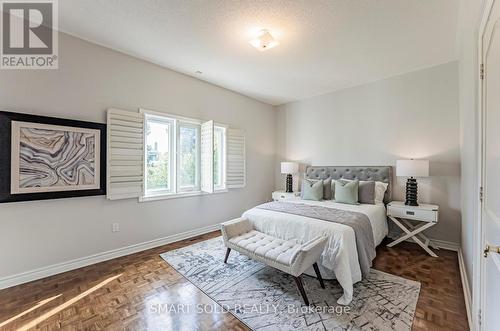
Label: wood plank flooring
xmin=0 ymin=232 xmax=468 ymax=330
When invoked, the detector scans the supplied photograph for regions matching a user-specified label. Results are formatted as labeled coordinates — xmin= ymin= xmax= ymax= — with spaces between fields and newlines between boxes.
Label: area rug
xmin=160 ymin=237 xmax=420 ymax=331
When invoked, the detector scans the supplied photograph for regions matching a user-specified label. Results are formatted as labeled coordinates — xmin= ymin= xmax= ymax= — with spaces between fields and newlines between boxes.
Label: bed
xmin=242 ymin=166 xmax=392 ymax=305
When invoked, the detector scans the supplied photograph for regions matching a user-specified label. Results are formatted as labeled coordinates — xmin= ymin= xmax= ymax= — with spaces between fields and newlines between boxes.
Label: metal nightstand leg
xmin=387 ymin=216 xmax=438 ymax=257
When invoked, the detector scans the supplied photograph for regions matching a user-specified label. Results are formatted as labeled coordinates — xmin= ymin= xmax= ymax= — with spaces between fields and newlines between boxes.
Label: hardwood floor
xmin=374 ymin=240 xmax=469 ymax=331
xmin=0 ymin=232 xmax=468 ymax=331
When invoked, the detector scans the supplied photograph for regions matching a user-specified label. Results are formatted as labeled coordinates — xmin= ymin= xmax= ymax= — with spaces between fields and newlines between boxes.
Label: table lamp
xmin=281 ymin=162 xmax=299 ymax=193
xmin=396 ymin=159 xmax=429 ymax=206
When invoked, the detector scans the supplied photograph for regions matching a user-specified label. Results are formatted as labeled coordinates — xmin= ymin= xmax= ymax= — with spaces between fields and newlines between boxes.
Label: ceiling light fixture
xmin=249 ymin=29 xmax=279 ymax=51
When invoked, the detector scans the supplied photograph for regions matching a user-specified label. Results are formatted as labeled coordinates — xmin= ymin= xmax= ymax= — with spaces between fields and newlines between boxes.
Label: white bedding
xmin=242 ymin=198 xmax=388 ymax=305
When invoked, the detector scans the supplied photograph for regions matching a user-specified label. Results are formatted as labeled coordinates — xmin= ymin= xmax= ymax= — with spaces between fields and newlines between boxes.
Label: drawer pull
xmin=406 ymin=211 xmax=415 ymax=216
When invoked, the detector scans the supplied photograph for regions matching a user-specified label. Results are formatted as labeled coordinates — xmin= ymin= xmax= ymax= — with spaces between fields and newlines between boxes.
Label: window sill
xmin=139 ymin=189 xmax=228 ymax=203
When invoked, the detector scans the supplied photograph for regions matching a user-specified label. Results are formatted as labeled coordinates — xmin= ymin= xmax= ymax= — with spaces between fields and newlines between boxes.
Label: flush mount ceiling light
xmin=249 ymin=29 xmax=279 ymax=51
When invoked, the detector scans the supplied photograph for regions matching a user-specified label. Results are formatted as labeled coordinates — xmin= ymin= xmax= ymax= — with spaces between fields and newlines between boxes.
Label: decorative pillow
xmin=301 ymin=178 xmax=332 ymax=200
xmin=301 ymin=179 xmax=324 ymax=201
xmin=334 ymin=180 xmax=359 ymax=205
xmin=340 ymin=179 xmax=375 ymax=204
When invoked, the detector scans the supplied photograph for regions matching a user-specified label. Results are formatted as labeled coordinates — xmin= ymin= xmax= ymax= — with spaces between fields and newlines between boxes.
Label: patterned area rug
xmin=161 ymin=237 xmax=420 ymax=331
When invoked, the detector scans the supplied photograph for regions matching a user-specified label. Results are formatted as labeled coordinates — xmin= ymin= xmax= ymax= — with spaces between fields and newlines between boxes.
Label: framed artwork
xmin=0 ymin=111 xmax=106 ymax=202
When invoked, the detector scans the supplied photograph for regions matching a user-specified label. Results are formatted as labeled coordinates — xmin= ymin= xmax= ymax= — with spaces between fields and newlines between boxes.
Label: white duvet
xmin=242 ymin=198 xmax=388 ymax=305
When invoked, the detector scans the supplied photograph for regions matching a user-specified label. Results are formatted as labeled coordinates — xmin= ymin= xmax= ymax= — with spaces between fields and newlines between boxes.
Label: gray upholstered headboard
xmin=305 ymin=166 xmax=393 ymax=203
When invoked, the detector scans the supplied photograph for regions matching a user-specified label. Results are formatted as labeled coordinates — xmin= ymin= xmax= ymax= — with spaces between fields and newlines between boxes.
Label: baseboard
xmin=429 ymin=238 xmax=461 ymax=251
xmin=0 ymin=223 xmax=220 ymax=290
xmin=457 ymin=248 xmax=472 ymax=330
xmin=387 ymin=233 xmax=460 ymax=251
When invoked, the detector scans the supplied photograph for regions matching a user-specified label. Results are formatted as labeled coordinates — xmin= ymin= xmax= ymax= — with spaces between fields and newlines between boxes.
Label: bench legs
xmin=224 ymin=248 xmax=231 ymax=263
xmin=294 ymin=263 xmax=324 ymax=306
xmin=223 ymin=247 xmax=323 ymax=306
xmin=293 ymin=276 xmax=310 ymax=306
xmin=312 ymin=263 xmax=325 ymax=289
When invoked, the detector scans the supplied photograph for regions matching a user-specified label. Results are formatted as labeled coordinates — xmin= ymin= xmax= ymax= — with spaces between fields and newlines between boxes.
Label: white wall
xmin=0 ymin=33 xmax=276 ymax=279
xmin=276 ymin=62 xmax=461 ymax=243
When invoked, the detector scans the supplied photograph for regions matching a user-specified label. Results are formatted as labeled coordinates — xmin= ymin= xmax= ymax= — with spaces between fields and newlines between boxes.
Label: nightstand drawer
xmin=275 ymin=193 xmax=288 ymax=200
xmin=387 ymin=205 xmax=438 ymax=222
xmin=272 ymin=191 xmax=300 ymax=201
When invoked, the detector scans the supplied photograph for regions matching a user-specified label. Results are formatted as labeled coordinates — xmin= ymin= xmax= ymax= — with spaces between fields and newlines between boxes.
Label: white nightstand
xmin=272 ymin=190 xmax=300 ymax=201
xmin=386 ymin=201 xmax=439 ymax=257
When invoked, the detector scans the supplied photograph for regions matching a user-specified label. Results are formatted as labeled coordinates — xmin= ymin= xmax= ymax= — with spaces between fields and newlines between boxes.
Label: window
xmin=106 ymin=108 xmax=244 ymax=201
xmin=214 ymin=126 xmax=226 ymax=189
xmin=143 ymin=112 xmax=226 ymax=198
xmin=145 ymin=116 xmax=173 ymax=195
xmin=177 ymin=122 xmax=200 ymax=191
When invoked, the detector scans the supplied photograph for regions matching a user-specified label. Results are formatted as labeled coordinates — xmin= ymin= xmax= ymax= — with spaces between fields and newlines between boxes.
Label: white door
xmin=481 ymin=1 xmax=500 ymax=329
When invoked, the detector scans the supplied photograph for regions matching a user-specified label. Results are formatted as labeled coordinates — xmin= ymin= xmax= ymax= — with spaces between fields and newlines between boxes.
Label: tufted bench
xmin=221 ymin=217 xmax=327 ymax=305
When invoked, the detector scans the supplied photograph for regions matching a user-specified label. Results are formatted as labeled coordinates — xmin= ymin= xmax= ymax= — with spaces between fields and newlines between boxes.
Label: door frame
xmin=476 ymin=1 xmax=496 ymax=330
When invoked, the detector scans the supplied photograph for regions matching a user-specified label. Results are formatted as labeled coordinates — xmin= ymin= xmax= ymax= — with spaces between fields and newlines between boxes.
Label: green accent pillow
xmin=301 ymin=179 xmax=323 ymax=201
xmin=334 ymin=180 xmax=359 ymax=205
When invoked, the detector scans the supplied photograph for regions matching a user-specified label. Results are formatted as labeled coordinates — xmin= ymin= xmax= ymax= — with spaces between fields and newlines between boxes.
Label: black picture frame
xmin=0 ymin=111 xmax=106 ymax=203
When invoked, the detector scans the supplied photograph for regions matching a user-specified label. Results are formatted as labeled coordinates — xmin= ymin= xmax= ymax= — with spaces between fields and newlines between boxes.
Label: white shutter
xmin=107 ymin=108 xmax=144 ymax=200
xmin=226 ymin=128 xmax=245 ymax=188
xmin=200 ymin=120 xmax=214 ymax=193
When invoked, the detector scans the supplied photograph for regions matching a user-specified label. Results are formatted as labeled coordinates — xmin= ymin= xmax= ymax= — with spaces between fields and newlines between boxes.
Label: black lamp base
xmin=286 ymin=174 xmax=293 ymax=193
xmin=405 ymin=177 xmax=419 ymax=206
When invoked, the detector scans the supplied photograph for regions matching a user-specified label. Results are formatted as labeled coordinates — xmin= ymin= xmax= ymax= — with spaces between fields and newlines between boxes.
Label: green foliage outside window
xmin=147 ymin=149 xmax=169 ymax=190
xmin=146 ymin=122 xmax=170 ymax=191
xmin=179 ymin=126 xmax=197 ymax=187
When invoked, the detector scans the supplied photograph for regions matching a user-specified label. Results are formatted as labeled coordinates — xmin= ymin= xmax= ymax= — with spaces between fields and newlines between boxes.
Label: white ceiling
xmin=59 ymin=0 xmax=458 ymax=105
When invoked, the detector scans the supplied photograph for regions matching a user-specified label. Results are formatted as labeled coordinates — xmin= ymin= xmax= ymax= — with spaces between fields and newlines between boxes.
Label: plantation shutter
xmin=200 ymin=120 xmax=214 ymax=193
xmin=106 ymin=108 xmax=144 ymax=200
xmin=226 ymin=128 xmax=246 ymax=188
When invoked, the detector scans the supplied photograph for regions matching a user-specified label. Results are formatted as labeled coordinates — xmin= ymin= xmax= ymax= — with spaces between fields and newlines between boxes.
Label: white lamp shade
xmin=396 ymin=160 xmax=429 ymax=177
xmin=281 ymin=162 xmax=299 ymax=174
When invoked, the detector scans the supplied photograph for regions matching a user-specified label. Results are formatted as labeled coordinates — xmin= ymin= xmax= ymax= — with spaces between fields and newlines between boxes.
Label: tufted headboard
xmin=305 ymin=166 xmax=393 ymax=203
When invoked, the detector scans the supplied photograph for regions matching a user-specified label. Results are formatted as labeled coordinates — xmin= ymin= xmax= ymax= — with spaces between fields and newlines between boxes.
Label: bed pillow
xmin=321 ymin=178 xmax=333 ymax=199
xmin=334 ymin=180 xmax=359 ymax=205
xmin=301 ymin=179 xmax=323 ymax=201
xmin=374 ymin=181 xmax=389 ymax=204
xmin=359 ymin=181 xmax=376 ymax=204
xmin=340 ymin=179 xmax=375 ymax=204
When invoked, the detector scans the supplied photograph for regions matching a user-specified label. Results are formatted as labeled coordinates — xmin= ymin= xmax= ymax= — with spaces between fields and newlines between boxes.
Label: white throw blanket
xmin=242 ymin=198 xmax=388 ymax=305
